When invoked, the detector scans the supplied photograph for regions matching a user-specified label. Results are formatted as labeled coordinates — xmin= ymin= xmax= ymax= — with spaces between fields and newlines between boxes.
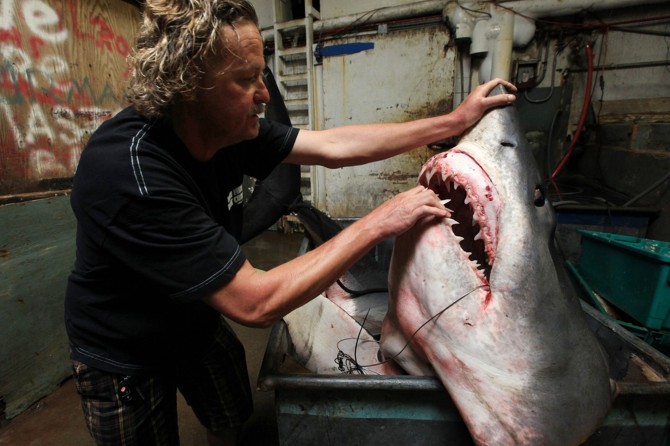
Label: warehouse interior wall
xmin=1 ymin=0 xmax=669 ymax=423
xmin=0 ymin=0 xmax=141 ymax=421
xmin=304 ymin=1 xmax=670 ymax=243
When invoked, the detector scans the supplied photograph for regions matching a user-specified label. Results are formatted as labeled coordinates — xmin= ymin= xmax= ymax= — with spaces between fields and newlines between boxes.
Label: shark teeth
xmin=462 ymin=254 xmax=487 ymax=277
xmin=440 ymin=199 xmax=454 ymax=213
xmin=424 ymin=169 xmax=434 ymax=185
xmin=419 ymin=157 xmax=497 ymax=281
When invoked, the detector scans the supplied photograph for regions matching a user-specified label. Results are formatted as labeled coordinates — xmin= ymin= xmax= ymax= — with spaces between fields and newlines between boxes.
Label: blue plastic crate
xmin=577 ymin=230 xmax=670 ymax=331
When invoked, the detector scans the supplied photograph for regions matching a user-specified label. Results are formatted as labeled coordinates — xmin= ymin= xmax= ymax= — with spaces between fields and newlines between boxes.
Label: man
xmin=65 ymin=1 xmax=517 ymax=445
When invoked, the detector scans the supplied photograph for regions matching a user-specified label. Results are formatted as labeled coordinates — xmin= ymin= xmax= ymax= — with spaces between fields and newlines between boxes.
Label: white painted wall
xmin=589 ymin=29 xmax=670 ymax=102
xmin=259 ymin=1 xmax=670 ymax=222
xmin=522 ymin=6 xmax=670 ymax=103
xmin=312 ymin=25 xmax=455 ymax=216
xmin=321 ymin=0 xmax=410 ymax=20
xmin=249 ymin=0 xmax=274 ymax=29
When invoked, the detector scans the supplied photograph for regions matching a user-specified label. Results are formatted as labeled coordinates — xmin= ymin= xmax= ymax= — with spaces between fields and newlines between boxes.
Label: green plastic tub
xmin=577 ymin=230 xmax=670 ymax=331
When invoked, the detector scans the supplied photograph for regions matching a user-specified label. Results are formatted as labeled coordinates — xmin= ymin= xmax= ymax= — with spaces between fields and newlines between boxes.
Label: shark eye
xmin=534 ymin=185 xmax=546 ymax=207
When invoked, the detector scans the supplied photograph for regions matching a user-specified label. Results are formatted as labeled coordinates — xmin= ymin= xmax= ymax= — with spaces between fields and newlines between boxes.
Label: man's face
xmin=195 ymin=21 xmax=270 ymax=148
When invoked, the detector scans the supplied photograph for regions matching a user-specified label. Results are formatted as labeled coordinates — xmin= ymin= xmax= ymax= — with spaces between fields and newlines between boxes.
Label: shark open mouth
xmin=418 ymin=149 xmax=500 ymax=283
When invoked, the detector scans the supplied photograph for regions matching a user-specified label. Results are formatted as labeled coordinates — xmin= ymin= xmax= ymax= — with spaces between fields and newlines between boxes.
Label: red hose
xmin=552 ymin=44 xmax=593 ymax=180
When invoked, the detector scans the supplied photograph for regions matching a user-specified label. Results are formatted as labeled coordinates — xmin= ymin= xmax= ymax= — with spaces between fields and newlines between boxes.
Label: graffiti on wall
xmin=0 ymin=0 xmax=139 ymax=194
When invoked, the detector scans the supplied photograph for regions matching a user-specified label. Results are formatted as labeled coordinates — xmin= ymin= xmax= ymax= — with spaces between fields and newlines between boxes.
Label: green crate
xmin=566 ymin=261 xmax=670 ymax=356
xmin=577 ymin=230 xmax=670 ymax=331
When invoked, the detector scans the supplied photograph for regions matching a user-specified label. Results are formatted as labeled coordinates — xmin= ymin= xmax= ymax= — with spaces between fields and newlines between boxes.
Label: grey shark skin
xmin=381 ymin=86 xmax=614 ymax=445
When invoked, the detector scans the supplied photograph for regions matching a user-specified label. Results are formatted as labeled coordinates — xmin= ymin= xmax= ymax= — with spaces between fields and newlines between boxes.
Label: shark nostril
xmin=534 ymin=185 xmax=546 ymax=207
xmin=501 ymin=141 xmax=515 ymax=148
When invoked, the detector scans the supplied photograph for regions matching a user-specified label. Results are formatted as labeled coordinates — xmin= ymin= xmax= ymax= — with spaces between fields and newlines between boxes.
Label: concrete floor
xmin=0 ymin=230 xmax=305 ymax=446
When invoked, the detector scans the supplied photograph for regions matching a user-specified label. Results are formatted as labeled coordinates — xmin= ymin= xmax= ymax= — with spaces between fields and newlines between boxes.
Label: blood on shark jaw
xmin=419 ymin=149 xmax=500 ymax=283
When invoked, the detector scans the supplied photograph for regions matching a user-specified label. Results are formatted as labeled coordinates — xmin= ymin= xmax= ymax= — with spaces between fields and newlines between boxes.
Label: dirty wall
xmin=0 ymin=0 xmax=140 ymax=421
xmin=0 ymin=0 xmax=139 ymax=195
xmin=308 ymin=2 xmax=669 ymax=243
xmin=312 ymin=24 xmax=455 ymax=216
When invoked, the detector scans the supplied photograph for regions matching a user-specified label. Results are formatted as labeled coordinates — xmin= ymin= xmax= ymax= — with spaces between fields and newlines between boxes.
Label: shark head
xmin=383 ymin=86 xmax=613 ymax=445
xmin=418 ymin=85 xmax=554 ymax=299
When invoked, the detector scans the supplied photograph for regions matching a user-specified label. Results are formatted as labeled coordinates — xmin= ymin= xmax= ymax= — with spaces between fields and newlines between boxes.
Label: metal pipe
xmin=570 ymin=60 xmax=670 ymax=72
xmin=259 ymin=372 xmax=445 ymax=392
xmin=490 ymin=9 xmax=515 ymax=80
xmin=261 ymin=0 xmax=448 ymax=41
xmin=449 ymin=0 xmax=667 ymax=83
xmin=496 ymin=0 xmax=667 ymax=18
xmin=623 ymin=170 xmax=670 ymax=207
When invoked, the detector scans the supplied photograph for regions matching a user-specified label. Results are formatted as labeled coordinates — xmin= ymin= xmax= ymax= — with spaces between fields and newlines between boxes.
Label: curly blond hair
xmin=126 ymin=0 xmax=259 ymax=119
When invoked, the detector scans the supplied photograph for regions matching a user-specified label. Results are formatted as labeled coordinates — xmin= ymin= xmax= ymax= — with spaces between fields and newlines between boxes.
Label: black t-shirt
xmin=65 ymin=106 xmax=299 ymax=375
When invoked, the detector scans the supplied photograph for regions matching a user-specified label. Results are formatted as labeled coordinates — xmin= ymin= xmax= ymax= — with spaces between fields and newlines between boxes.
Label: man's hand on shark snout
xmin=455 ymin=78 xmax=518 ymax=132
xmin=479 ymin=78 xmax=518 ymax=108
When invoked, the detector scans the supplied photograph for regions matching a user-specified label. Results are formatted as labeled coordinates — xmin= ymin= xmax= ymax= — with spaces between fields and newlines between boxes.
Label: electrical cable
xmin=335 ymin=285 xmax=489 ymax=374
xmin=491 ymin=2 xmax=670 ymax=31
xmin=457 ymin=0 xmax=491 ymax=19
xmin=551 ymin=43 xmax=594 ymax=180
xmin=524 ymin=45 xmax=560 ymax=104
xmin=459 ymin=45 xmax=466 ymax=104
xmin=546 ymin=108 xmax=563 ymax=180
xmin=336 ymin=279 xmax=387 ymax=297
xmin=623 ymin=170 xmax=670 ymax=207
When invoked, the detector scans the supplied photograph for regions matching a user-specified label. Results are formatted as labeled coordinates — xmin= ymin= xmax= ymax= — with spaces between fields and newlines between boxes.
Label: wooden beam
xmin=597 ymin=97 xmax=670 ymax=124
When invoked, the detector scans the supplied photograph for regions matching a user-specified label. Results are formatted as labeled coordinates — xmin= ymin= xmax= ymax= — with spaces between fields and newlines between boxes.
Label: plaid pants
xmin=71 ymin=319 xmax=253 ymax=446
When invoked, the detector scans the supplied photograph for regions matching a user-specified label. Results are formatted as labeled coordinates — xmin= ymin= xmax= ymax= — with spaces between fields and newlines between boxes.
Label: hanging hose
xmin=551 ymin=44 xmax=593 ymax=181
xmin=623 ymin=170 xmax=670 ymax=207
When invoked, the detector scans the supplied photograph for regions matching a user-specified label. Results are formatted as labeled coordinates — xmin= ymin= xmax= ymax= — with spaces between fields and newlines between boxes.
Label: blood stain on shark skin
xmin=381 ymin=85 xmax=614 ymax=446
xmin=280 ymin=86 xmax=615 ymax=446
